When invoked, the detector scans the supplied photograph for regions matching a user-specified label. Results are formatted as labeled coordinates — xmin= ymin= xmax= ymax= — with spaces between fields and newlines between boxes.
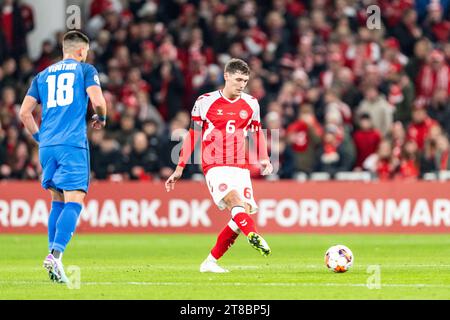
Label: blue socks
xmin=48 ymin=201 xmax=65 ymax=251
xmin=52 ymin=202 xmax=82 ymax=253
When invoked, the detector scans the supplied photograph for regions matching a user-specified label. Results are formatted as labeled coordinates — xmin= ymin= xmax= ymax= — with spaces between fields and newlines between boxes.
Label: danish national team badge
xmin=219 ymin=183 xmax=228 ymax=192
xmin=239 ymin=110 xmax=248 ymax=119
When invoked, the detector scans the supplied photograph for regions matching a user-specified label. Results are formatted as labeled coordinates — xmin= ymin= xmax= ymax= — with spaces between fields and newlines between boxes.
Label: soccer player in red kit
xmin=165 ymin=58 xmax=273 ymax=273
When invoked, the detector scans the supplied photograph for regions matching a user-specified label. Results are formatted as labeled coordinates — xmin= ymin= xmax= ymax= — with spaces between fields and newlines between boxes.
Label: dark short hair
xmin=63 ymin=30 xmax=90 ymax=45
xmin=224 ymin=58 xmax=250 ymax=75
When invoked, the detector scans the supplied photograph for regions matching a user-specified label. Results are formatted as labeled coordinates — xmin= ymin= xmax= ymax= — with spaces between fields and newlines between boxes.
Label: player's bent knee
xmin=223 ymin=190 xmax=244 ymax=208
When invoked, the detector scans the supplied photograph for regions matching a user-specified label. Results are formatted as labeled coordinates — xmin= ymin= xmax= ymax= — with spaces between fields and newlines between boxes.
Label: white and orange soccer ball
xmin=325 ymin=245 xmax=354 ymax=273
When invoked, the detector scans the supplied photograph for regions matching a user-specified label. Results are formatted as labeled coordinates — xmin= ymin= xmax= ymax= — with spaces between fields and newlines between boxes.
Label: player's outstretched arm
xmin=165 ymin=127 xmax=200 ymax=192
xmin=19 ymin=96 xmax=40 ymax=143
xmin=87 ymin=85 xmax=107 ymax=129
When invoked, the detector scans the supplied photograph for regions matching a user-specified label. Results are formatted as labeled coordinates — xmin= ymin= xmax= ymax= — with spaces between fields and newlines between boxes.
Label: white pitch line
xmin=1 ymin=281 xmax=450 ymax=289
xmin=1 ymin=264 xmax=450 ymax=271
xmin=73 ymin=282 xmax=450 ymax=288
xmin=0 ymin=265 xmax=260 ymax=271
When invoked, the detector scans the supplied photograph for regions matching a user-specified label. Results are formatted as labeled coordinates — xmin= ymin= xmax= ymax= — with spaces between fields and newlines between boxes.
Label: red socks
xmin=209 ymin=209 xmax=258 ymax=260
xmin=232 ymin=212 xmax=257 ymax=236
xmin=211 ymin=223 xmax=240 ymax=260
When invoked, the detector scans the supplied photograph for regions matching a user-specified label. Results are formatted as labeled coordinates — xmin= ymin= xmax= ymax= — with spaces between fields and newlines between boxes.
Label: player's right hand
xmin=165 ymin=167 xmax=183 ymax=192
xmin=91 ymin=114 xmax=106 ymax=129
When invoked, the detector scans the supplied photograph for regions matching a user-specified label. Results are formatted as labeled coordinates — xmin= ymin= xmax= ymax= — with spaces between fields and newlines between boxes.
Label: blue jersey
xmin=27 ymin=58 xmax=100 ymax=149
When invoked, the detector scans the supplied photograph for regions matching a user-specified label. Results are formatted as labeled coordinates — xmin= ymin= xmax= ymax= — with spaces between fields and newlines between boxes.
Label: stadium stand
xmin=0 ymin=0 xmax=449 ymax=182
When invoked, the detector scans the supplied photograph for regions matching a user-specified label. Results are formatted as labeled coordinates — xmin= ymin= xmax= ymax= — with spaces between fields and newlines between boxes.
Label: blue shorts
xmin=40 ymin=145 xmax=90 ymax=193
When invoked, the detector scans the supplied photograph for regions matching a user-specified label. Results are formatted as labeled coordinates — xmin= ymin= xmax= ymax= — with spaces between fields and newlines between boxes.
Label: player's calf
xmin=230 ymin=206 xmax=272 ymax=257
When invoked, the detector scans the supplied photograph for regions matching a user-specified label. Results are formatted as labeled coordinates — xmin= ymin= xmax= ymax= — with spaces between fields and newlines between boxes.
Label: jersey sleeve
xmin=181 ymin=97 xmax=205 ymax=166
xmin=26 ymin=75 xmax=41 ymax=104
xmin=248 ymin=99 xmax=261 ymax=132
xmin=83 ymin=64 xmax=100 ymax=90
xmin=190 ymin=98 xmax=204 ymax=129
xmin=251 ymin=101 xmax=261 ymax=123
xmin=249 ymin=99 xmax=269 ymax=160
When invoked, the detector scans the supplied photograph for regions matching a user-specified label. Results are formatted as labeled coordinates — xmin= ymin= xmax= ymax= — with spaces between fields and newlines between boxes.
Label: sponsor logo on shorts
xmin=219 ymin=183 xmax=228 ymax=192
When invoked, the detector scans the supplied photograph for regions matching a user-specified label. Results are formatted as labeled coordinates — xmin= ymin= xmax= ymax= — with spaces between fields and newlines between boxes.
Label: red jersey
xmin=416 ymin=64 xmax=450 ymax=99
xmin=397 ymin=159 xmax=419 ymax=179
xmin=407 ymin=117 xmax=438 ymax=150
xmin=377 ymin=159 xmax=394 ymax=180
xmin=190 ymin=90 xmax=263 ymax=174
xmin=353 ymin=129 xmax=381 ymax=167
xmin=286 ymin=120 xmax=309 ymax=152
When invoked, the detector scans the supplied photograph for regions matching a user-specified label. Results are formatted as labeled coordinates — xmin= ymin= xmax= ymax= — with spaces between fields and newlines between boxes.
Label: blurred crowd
xmin=0 ymin=0 xmax=449 ymax=182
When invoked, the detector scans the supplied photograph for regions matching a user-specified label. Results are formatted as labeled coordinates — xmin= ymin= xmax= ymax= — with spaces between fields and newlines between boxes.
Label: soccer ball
xmin=325 ymin=245 xmax=354 ymax=273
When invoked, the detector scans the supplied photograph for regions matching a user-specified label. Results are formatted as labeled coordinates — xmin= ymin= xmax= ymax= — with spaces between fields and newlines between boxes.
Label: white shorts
xmin=204 ymin=166 xmax=258 ymax=214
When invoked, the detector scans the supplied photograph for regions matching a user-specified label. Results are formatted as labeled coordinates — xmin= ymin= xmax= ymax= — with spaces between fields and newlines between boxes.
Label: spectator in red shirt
xmin=422 ymin=1 xmax=450 ymax=44
xmin=376 ymin=140 xmax=398 ymax=180
xmin=120 ymin=67 xmax=151 ymax=116
xmin=350 ymin=29 xmax=381 ymax=77
xmin=407 ymin=100 xmax=439 ymax=150
xmin=364 ymin=139 xmax=402 ymax=180
xmin=388 ymin=121 xmax=407 ymax=161
xmin=286 ymin=104 xmax=322 ymax=174
xmin=378 ymin=37 xmax=409 ymax=77
xmin=397 ymin=139 xmax=420 ymax=179
xmin=353 ymin=113 xmax=382 ymax=169
xmin=415 ymin=49 xmax=449 ymax=101
xmin=378 ymin=0 xmax=414 ymax=28
xmin=89 ymin=0 xmax=121 ymax=18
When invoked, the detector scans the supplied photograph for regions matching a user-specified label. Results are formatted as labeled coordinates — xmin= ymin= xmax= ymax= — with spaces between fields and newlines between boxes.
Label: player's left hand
xmin=91 ymin=114 xmax=106 ymax=129
xmin=260 ymin=159 xmax=273 ymax=176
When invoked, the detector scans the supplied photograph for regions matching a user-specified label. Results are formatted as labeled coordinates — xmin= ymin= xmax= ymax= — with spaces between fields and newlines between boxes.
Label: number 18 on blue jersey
xmin=27 ymin=58 xmax=100 ymax=149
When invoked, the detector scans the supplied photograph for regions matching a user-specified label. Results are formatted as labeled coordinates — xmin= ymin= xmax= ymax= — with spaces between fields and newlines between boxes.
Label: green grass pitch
xmin=0 ymin=234 xmax=449 ymax=299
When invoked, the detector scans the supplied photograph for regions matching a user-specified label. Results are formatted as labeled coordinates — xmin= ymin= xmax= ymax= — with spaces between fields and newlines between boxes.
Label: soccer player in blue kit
xmin=19 ymin=30 xmax=107 ymax=283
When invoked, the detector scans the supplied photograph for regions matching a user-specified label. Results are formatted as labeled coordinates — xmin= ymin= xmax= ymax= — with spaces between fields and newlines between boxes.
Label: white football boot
xmin=199 ymin=259 xmax=229 ymax=273
xmin=43 ymin=254 xmax=69 ymax=284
